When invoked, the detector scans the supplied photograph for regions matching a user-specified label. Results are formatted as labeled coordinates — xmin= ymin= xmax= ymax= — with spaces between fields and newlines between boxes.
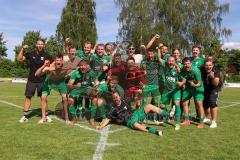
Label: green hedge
xmin=226 ymin=75 xmax=240 ymax=82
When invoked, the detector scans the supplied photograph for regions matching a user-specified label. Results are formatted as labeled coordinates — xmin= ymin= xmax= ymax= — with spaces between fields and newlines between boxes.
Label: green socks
xmin=146 ymin=127 xmax=157 ymax=135
xmin=99 ymin=106 xmax=107 ymax=119
xmin=175 ymin=105 xmax=181 ymax=125
xmin=184 ymin=115 xmax=190 ymax=120
xmin=90 ymin=104 xmax=97 ymax=120
xmin=161 ymin=109 xmax=169 ymax=117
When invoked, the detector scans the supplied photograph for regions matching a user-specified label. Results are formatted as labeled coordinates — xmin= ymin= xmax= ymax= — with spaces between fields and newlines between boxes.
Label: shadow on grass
xmin=28 ymin=108 xmax=54 ymax=118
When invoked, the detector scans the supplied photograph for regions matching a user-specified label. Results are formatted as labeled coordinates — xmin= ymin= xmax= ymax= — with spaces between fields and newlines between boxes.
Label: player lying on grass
xmin=96 ymin=92 xmax=169 ymax=136
xmin=35 ymin=54 xmax=70 ymax=123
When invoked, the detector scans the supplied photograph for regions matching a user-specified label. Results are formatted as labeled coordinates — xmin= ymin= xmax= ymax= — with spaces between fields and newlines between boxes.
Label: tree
xmin=184 ymin=0 xmax=231 ymax=50
xmin=115 ymin=0 xmax=155 ymax=50
xmin=0 ymin=32 xmax=7 ymax=59
xmin=226 ymin=49 xmax=240 ymax=73
xmin=14 ymin=31 xmax=45 ymax=74
xmin=45 ymin=35 xmax=64 ymax=57
xmin=115 ymin=0 xmax=231 ymax=56
xmin=14 ymin=31 xmax=44 ymax=60
xmin=57 ymin=0 xmax=97 ymax=49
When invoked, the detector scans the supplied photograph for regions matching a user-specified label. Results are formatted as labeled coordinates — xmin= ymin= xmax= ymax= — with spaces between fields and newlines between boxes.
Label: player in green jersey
xmin=91 ymin=44 xmax=112 ymax=82
xmin=177 ymin=57 xmax=205 ymax=128
xmin=140 ymin=48 xmax=160 ymax=106
xmin=157 ymin=48 xmax=182 ymax=130
xmin=76 ymin=41 xmax=95 ymax=61
xmin=35 ymin=54 xmax=69 ymax=123
xmin=67 ymin=60 xmax=104 ymax=126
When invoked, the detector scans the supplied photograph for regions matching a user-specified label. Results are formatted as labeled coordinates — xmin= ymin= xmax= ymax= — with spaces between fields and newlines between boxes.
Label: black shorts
xmin=24 ymin=81 xmax=43 ymax=97
xmin=203 ymin=91 xmax=220 ymax=108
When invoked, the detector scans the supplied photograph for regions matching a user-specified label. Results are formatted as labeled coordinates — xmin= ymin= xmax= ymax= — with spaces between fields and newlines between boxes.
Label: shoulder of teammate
xmin=76 ymin=50 xmax=83 ymax=57
xmin=192 ymin=66 xmax=202 ymax=81
xmin=162 ymin=60 xmax=167 ymax=68
xmin=70 ymin=69 xmax=80 ymax=80
xmin=163 ymin=53 xmax=171 ymax=60
xmin=98 ymin=83 xmax=108 ymax=91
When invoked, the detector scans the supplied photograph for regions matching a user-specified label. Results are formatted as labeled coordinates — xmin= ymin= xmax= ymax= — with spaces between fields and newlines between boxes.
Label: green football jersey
xmin=91 ymin=53 xmax=111 ymax=72
xmin=70 ymin=69 xmax=97 ymax=87
xmin=176 ymin=60 xmax=183 ymax=69
xmin=179 ymin=66 xmax=204 ymax=91
xmin=191 ymin=57 xmax=205 ymax=69
xmin=162 ymin=60 xmax=179 ymax=92
xmin=141 ymin=59 xmax=159 ymax=86
xmin=76 ymin=50 xmax=92 ymax=61
xmin=98 ymin=83 xmax=124 ymax=98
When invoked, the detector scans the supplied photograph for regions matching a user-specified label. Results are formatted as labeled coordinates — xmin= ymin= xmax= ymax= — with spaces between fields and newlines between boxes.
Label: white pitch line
xmin=84 ymin=142 xmax=120 ymax=147
xmin=93 ymin=125 xmax=111 ymax=160
xmin=0 ymin=99 xmax=23 ymax=109
xmin=219 ymin=102 xmax=240 ymax=109
xmin=109 ymin=127 xmax=128 ymax=134
xmin=51 ymin=115 xmax=101 ymax=133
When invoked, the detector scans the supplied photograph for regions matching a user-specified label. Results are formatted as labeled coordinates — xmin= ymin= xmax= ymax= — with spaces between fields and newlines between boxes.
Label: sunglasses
xmin=129 ymin=48 xmax=135 ymax=50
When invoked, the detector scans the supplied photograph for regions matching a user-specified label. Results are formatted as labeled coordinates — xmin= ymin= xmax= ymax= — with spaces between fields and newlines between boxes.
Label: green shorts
xmin=160 ymin=89 xmax=181 ymax=105
xmin=70 ymin=86 xmax=93 ymax=98
xmin=127 ymin=103 xmax=147 ymax=129
xmin=42 ymin=80 xmax=67 ymax=95
xmin=142 ymin=85 xmax=160 ymax=99
xmin=182 ymin=89 xmax=204 ymax=101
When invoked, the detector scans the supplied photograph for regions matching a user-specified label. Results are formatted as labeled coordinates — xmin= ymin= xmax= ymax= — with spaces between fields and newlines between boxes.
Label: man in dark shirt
xmin=17 ymin=39 xmax=51 ymax=123
xmin=202 ymin=60 xmax=222 ymax=128
xmin=96 ymin=92 xmax=169 ymax=136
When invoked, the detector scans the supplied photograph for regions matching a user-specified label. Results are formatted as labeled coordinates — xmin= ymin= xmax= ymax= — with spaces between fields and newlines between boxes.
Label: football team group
xmin=17 ymin=34 xmax=222 ymax=136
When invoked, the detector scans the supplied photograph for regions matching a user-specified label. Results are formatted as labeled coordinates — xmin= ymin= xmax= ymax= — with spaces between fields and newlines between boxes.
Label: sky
xmin=0 ymin=0 xmax=239 ymax=60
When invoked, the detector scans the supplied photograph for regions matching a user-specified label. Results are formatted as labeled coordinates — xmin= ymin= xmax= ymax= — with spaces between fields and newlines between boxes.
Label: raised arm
xmin=17 ymin=45 xmax=29 ymax=62
xmin=91 ymin=43 xmax=97 ymax=54
xmin=112 ymin=43 xmax=121 ymax=57
xmin=35 ymin=60 xmax=51 ymax=77
xmin=140 ymin=44 xmax=147 ymax=56
xmin=157 ymin=45 xmax=163 ymax=65
xmin=146 ymin=34 xmax=160 ymax=49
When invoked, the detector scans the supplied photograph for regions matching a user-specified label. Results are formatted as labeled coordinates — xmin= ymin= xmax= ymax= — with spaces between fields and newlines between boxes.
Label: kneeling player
xmin=96 ymin=92 xmax=169 ymax=136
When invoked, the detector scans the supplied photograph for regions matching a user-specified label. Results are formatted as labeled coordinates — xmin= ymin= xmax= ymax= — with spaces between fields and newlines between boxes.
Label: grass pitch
xmin=0 ymin=83 xmax=239 ymax=160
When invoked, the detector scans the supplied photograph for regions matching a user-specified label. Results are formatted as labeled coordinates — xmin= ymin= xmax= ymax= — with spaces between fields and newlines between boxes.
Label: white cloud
xmin=223 ymin=42 xmax=240 ymax=50
xmin=5 ymin=36 xmax=23 ymax=60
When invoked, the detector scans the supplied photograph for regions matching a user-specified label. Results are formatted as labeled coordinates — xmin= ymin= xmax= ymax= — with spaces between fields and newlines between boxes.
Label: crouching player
xmin=67 ymin=60 xmax=104 ymax=125
xmin=35 ymin=54 xmax=69 ymax=123
xmin=96 ymin=92 xmax=169 ymax=136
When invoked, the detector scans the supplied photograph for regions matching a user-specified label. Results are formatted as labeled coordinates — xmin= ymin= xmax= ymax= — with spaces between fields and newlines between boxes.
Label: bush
xmin=226 ymin=75 xmax=240 ymax=82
